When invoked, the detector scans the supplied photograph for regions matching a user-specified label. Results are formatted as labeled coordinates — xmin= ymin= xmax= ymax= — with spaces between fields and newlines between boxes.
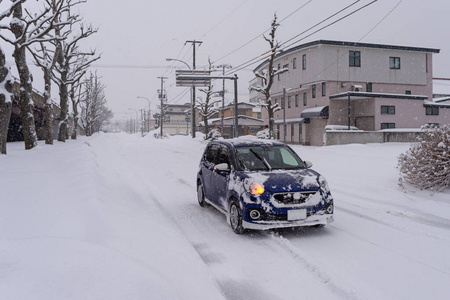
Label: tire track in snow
xmin=334 ymin=188 xmax=450 ymax=232
xmin=265 ymin=233 xmax=366 ymax=300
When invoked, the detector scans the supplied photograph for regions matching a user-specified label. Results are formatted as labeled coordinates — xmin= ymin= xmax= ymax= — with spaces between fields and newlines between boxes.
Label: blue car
xmin=196 ymin=138 xmax=334 ymax=234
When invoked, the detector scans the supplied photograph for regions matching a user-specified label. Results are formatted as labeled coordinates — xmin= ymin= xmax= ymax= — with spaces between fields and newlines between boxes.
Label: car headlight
xmin=319 ymin=176 xmax=330 ymax=193
xmin=244 ymin=179 xmax=265 ymax=195
xmin=249 ymin=182 xmax=265 ymax=195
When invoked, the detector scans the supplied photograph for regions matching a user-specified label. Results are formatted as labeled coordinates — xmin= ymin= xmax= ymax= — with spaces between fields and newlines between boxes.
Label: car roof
xmin=212 ymin=138 xmax=286 ymax=148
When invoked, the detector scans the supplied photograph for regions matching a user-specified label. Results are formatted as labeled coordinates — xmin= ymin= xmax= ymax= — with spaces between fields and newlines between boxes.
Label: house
xmin=252 ymin=40 xmax=449 ymax=146
xmin=155 ymin=103 xmax=191 ymax=135
xmin=198 ymin=102 xmax=264 ymax=138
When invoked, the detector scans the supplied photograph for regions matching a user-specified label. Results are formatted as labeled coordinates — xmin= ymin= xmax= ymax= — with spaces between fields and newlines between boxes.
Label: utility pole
xmin=185 ymin=40 xmax=202 ymax=138
xmin=157 ymin=76 xmax=168 ymax=138
xmin=216 ymin=64 xmax=232 ymax=135
xmin=283 ymin=87 xmax=286 ymax=143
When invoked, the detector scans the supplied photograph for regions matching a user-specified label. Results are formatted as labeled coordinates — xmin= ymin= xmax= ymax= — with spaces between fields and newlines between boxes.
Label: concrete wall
xmin=324 ymin=130 xmax=423 ymax=146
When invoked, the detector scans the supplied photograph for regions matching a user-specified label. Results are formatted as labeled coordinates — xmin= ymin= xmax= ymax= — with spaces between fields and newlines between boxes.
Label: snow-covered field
xmin=1 ymin=133 xmax=450 ymax=300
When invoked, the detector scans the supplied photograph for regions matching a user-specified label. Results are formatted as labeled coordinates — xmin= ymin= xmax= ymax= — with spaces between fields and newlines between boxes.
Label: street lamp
xmin=166 ymin=57 xmax=196 ymax=138
xmin=166 ymin=58 xmax=191 ymax=70
xmin=137 ymin=96 xmax=152 ymax=132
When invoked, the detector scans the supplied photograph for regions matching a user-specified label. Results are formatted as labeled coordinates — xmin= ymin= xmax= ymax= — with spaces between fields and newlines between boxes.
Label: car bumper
xmin=242 ymin=214 xmax=334 ymax=230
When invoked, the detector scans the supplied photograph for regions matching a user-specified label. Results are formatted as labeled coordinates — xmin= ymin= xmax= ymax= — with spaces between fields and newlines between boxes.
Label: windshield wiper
xmin=250 ymin=149 xmax=272 ymax=171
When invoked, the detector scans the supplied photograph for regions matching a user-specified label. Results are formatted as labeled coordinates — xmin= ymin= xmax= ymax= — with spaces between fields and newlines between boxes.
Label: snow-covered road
xmin=1 ymin=133 xmax=450 ymax=299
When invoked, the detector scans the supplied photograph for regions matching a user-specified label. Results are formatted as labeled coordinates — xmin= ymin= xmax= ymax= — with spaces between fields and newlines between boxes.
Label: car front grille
xmin=272 ymin=191 xmax=317 ymax=205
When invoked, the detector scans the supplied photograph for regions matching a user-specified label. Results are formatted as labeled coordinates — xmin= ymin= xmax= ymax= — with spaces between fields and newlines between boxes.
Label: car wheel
xmin=229 ymin=201 xmax=244 ymax=234
xmin=197 ymin=183 xmax=206 ymax=207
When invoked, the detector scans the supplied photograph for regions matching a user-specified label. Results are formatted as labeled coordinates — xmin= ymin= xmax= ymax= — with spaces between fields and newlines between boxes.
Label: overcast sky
xmin=4 ymin=0 xmax=450 ymax=120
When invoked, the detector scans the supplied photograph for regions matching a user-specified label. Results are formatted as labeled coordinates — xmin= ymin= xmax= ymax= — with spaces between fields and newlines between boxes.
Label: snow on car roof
xmin=216 ymin=137 xmax=285 ymax=147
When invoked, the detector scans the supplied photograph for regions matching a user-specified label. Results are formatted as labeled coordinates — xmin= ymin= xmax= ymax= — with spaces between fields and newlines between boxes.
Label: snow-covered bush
xmin=397 ymin=125 xmax=450 ymax=191
xmin=150 ymin=130 xmax=169 ymax=139
xmin=204 ymin=129 xmax=221 ymax=141
xmin=257 ymin=128 xmax=271 ymax=139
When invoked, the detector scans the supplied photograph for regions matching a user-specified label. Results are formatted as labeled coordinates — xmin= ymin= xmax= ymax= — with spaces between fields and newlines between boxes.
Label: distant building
xmin=252 ymin=40 xmax=449 ymax=146
xmin=8 ymin=81 xmax=62 ymax=142
xmin=199 ymin=102 xmax=264 ymax=138
xmin=155 ymin=103 xmax=191 ymax=135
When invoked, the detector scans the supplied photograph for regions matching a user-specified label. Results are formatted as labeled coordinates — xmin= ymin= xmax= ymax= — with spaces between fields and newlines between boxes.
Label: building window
xmin=303 ymin=93 xmax=307 ymax=106
xmin=366 ymin=82 xmax=372 ymax=92
xmin=302 ymin=54 xmax=306 ymax=70
xmin=288 ymin=96 xmax=291 ymax=108
xmin=293 ymin=57 xmax=297 ymax=69
xmin=389 ymin=57 xmax=400 ymax=69
xmin=295 ymin=94 xmax=299 ymax=107
xmin=381 ymin=105 xmax=395 ymax=115
xmin=349 ymin=50 xmax=361 ymax=67
xmin=381 ymin=123 xmax=395 ymax=129
xmin=426 ymin=107 xmax=439 ymax=115
xmin=321 ymin=82 xmax=326 ymax=96
xmin=312 ymin=84 xmax=316 ymax=98
xmin=405 ymin=90 xmax=411 ymax=95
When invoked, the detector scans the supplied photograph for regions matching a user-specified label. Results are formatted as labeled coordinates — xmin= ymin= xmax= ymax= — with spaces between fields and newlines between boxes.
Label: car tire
xmin=197 ymin=183 xmax=206 ymax=207
xmin=229 ymin=201 xmax=244 ymax=234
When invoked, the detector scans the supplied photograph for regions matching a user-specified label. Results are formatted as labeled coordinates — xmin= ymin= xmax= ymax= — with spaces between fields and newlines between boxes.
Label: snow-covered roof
xmin=206 ymin=115 xmax=263 ymax=126
xmin=300 ymin=106 xmax=329 ymax=118
xmin=329 ymin=91 xmax=428 ymax=100
xmin=274 ymin=118 xmax=304 ymax=124
xmin=424 ymin=100 xmax=450 ymax=107
xmin=433 ymin=79 xmax=450 ymax=96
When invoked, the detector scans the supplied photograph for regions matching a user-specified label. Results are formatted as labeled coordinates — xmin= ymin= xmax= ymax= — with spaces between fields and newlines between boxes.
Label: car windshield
xmin=235 ymin=145 xmax=306 ymax=171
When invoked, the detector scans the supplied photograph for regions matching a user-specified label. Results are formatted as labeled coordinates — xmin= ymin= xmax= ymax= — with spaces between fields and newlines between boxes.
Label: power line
xmin=212 ymin=0 xmax=315 ymax=65
xmin=302 ymin=0 xmax=401 ymax=85
xmin=225 ymin=0 xmax=378 ymax=75
xmin=224 ymin=0 xmax=364 ymax=75
xmin=200 ymin=0 xmax=249 ymax=39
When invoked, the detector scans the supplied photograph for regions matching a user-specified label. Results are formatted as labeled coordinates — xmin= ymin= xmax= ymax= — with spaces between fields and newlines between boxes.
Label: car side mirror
xmin=214 ymin=163 xmax=230 ymax=172
xmin=304 ymin=161 xmax=313 ymax=169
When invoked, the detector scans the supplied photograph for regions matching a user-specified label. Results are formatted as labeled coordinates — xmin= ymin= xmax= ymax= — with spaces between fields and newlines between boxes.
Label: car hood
xmin=246 ymin=169 xmax=321 ymax=193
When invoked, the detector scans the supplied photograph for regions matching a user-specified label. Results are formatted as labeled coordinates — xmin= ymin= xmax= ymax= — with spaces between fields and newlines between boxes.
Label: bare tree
xmin=0 ymin=0 xmax=63 ymax=149
xmin=51 ymin=20 xmax=100 ymax=142
xmin=27 ymin=0 xmax=82 ymax=144
xmin=80 ymin=72 xmax=112 ymax=136
xmin=69 ymin=80 xmax=82 ymax=139
xmin=197 ymin=59 xmax=220 ymax=136
xmin=250 ymin=14 xmax=287 ymax=139
xmin=0 ymin=46 xmax=13 ymax=154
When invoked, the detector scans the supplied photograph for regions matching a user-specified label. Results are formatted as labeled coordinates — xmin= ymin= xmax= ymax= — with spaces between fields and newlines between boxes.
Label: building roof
xmin=254 ymin=40 xmax=440 ymax=72
xmin=206 ymin=115 xmax=263 ymax=126
xmin=329 ymin=91 xmax=428 ymax=101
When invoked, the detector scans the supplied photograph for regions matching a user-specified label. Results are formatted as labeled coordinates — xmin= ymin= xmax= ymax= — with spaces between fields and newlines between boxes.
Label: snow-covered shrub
xmin=204 ymin=129 xmax=221 ymax=141
xmin=397 ymin=125 xmax=450 ymax=191
xmin=150 ymin=130 xmax=169 ymax=139
xmin=257 ymin=128 xmax=271 ymax=139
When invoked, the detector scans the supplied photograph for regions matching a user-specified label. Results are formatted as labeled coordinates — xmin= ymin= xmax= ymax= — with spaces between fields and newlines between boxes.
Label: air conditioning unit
xmin=352 ymin=85 xmax=363 ymax=92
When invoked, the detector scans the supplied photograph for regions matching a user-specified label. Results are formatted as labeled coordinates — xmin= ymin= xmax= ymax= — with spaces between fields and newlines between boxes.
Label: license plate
xmin=288 ymin=209 xmax=307 ymax=221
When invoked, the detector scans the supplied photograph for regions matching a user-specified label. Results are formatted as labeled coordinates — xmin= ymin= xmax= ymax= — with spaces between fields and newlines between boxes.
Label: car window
xmin=205 ymin=144 xmax=219 ymax=164
xmin=235 ymin=146 xmax=305 ymax=171
xmin=217 ymin=146 xmax=230 ymax=165
xmin=279 ymin=147 xmax=299 ymax=167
